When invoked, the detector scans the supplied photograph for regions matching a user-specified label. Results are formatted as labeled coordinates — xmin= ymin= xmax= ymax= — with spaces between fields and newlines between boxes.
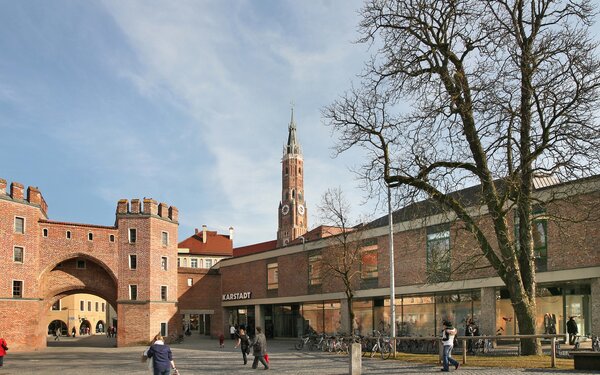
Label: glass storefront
xmin=497 ymin=284 xmax=591 ymax=336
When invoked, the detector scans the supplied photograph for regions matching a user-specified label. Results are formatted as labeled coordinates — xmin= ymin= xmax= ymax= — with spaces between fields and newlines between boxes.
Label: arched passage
xmin=40 ymin=255 xmax=118 ymax=347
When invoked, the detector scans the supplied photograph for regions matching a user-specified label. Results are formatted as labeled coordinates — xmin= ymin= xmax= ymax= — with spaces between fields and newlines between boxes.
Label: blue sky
xmin=3 ymin=1 xmax=599 ymax=247
xmin=0 ymin=0 xmax=374 ymax=246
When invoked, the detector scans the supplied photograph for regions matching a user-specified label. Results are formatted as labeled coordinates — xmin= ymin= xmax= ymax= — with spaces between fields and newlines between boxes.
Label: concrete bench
xmin=570 ymin=351 xmax=600 ymax=370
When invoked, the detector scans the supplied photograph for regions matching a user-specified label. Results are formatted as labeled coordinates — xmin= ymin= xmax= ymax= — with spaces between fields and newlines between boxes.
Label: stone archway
xmin=39 ymin=255 xmax=118 ymax=344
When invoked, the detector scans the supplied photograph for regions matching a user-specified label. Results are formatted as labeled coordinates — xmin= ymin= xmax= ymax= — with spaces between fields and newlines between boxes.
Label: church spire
xmin=285 ymin=106 xmax=301 ymax=155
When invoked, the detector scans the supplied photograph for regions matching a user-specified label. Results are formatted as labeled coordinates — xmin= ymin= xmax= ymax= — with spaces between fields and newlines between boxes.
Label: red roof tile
xmin=178 ymin=230 xmax=233 ymax=256
xmin=233 ymin=240 xmax=278 ymax=257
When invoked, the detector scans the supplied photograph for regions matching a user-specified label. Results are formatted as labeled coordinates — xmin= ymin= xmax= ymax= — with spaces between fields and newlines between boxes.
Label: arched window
xmin=42 ymin=228 xmax=48 ymax=237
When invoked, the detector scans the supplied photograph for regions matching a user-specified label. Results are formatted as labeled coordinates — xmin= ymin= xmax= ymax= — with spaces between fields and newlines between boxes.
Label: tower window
xmin=285 ymin=167 xmax=289 ymax=175
xmin=43 ymin=228 xmax=48 ymax=237
xmin=129 ymin=228 xmax=137 ymax=243
xmin=299 ymin=167 xmax=302 ymax=175
xmin=129 ymin=285 xmax=138 ymax=300
xmin=13 ymin=280 xmax=23 ymax=298
xmin=14 ymin=217 xmax=24 ymax=234
xmin=109 ymin=234 xmax=115 ymax=242
xmin=88 ymin=232 xmax=93 ymax=241
xmin=66 ymin=231 xmax=71 ymax=239
xmin=292 ymin=189 xmax=295 ymax=198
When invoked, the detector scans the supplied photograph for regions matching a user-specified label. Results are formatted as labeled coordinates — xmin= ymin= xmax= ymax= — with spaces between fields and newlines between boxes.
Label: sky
xmin=0 ymin=0 xmax=377 ymax=246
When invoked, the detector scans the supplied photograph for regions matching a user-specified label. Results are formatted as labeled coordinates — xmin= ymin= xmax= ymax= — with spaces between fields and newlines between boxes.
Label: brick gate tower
xmin=277 ymin=109 xmax=308 ymax=246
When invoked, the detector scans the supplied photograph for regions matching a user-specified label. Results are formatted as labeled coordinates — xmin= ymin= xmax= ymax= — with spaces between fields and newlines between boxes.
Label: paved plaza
xmin=0 ymin=335 xmax=597 ymax=374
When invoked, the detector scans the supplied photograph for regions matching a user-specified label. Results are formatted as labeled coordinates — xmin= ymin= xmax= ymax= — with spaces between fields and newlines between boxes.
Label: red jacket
xmin=0 ymin=338 xmax=7 ymax=356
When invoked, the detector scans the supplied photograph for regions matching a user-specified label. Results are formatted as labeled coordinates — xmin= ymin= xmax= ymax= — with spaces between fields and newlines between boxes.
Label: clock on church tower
xmin=277 ymin=108 xmax=308 ymax=247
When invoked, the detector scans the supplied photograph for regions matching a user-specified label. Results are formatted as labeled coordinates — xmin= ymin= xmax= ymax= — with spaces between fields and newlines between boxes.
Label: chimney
xmin=130 ymin=199 xmax=141 ymax=214
xmin=0 ymin=178 xmax=6 ymax=195
xmin=143 ymin=198 xmax=158 ymax=215
xmin=27 ymin=186 xmax=42 ymax=206
xmin=168 ymin=206 xmax=178 ymax=222
xmin=202 ymin=224 xmax=207 ymax=243
xmin=158 ymin=202 xmax=168 ymax=218
xmin=11 ymin=182 xmax=24 ymax=200
xmin=229 ymin=226 xmax=234 ymax=241
xmin=117 ymin=199 xmax=129 ymax=214
xmin=195 ymin=228 xmax=199 ymax=235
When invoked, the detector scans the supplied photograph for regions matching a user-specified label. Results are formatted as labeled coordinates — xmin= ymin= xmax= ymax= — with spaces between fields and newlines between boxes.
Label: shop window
xmin=13 ymin=246 xmax=24 ymax=263
xmin=129 ymin=228 xmax=137 ymax=244
xmin=14 ymin=217 xmax=24 ymax=234
xmin=308 ymin=254 xmax=322 ymax=285
xmin=161 ymin=286 xmax=168 ymax=301
xmin=162 ymin=231 xmax=169 ymax=246
xmin=426 ymin=225 xmax=451 ymax=282
xmin=12 ymin=280 xmax=23 ymax=298
xmin=267 ymin=263 xmax=278 ymax=290
xmin=129 ymin=285 xmax=138 ymax=300
xmin=129 ymin=254 xmax=137 ymax=270
xmin=361 ymin=246 xmax=378 ymax=279
xmin=161 ymin=256 xmax=168 ymax=271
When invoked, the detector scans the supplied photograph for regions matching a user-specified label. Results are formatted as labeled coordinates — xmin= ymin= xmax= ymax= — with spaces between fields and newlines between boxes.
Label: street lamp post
xmin=387 ymin=185 xmax=396 ymax=356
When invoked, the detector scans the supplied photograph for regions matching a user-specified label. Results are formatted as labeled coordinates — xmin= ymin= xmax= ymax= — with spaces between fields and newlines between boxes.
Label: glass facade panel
xmin=308 ymin=255 xmax=322 ymax=285
xmin=361 ymin=246 xmax=378 ymax=279
xmin=353 ymin=300 xmax=373 ymax=336
xmin=402 ymin=295 xmax=435 ymax=336
xmin=324 ymin=301 xmax=341 ymax=334
xmin=426 ymin=226 xmax=451 ymax=282
xmin=302 ymin=302 xmax=323 ymax=333
xmin=267 ymin=263 xmax=278 ymax=290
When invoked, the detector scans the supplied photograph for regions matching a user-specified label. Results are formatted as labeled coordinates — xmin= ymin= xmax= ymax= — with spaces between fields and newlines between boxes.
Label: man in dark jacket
xmin=567 ymin=317 xmax=578 ymax=345
xmin=251 ymin=327 xmax=269 ymax=370
xmin=147 ymin=335 xmax=176 ymax=375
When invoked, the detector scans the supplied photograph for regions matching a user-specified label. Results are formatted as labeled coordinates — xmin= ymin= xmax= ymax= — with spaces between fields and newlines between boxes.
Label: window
xmin=162 ymin=231 xmax=169 ymax=246
xmin=43 ymin=228 xmax=48 ymax=237
xmin=161 ymin=256 xmax=168 ymax=271
xmin=12 ymin=280 xmax=23 ymax=298
xmin=187 ymin=278 xmax=193 ymax=287
xmin=87 ymin=301 xmax=92 ymax=311
xmin=14 ymin=217 xmax=24 ymax=234
xmin=182 ymin=258 xmax=188 ymax=267
xmin=515 ymin=207 xmax=548 ymax=272
xmin=426 ymin=226 xmax=451 ymax=283
xmin=267 ymin=263 xmax=278 ymax=290
xmin=191 ymin=258 xmax=198 ymax=268
xmin=76 ymin=260 xmax=86 ymax=269
xmin=95 ymin=302 xmax=99 ymax=311
xmin=129 ymin=228 xmax=137 ymax=244
xmin=102 ymin=303 xmax=105 ymax=312
xmin=13 ymin=246 xmax=24 ymax=263
xmin=308 ymin=254 xmax=322 ymax=285
xmin=177 ymin=258 xmax=181 ymax=267
xmin=129 ymin=285 xmax=138 ymax=300
xmin=51 ymin=300 xmax=61 ymax=311
xmin=205 ymin=259 xmax=213 ymax=268
xmin=161 ymin=286 xmax=168 ymax=301
xmin=80 ymin=300 xmax=85 ymax=311
xmin=129 ymin=254 xmax=137 ymax=270
xmin=109 ymin=234 xmax=115 ymax=242
xmin=66 ymin=230 xmax=71 ymax=239
xmin=160 ymin=322 xmax=167 ymax=337
xmin=88 ymin=232 xmax=93 ymax=241
xmin=361 ymin=246 xmax=379 ymax=279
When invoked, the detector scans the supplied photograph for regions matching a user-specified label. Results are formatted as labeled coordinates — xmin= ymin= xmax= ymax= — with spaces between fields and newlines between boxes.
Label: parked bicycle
xmin=591 ymin=335 xmax=600 ymax=352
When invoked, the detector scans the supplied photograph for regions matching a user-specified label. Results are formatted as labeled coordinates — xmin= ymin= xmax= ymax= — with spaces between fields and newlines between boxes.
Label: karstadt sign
xmin=222 ymin=291 xmax=252 ymax=301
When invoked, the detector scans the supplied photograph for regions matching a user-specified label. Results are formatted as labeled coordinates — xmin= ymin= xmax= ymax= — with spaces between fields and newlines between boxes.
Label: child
xmin=219 ymin=333 xmax=225 ymax=348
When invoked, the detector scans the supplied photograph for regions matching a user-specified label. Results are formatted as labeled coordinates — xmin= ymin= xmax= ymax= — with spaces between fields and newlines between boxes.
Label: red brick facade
xmin=0 ymin=178 xmax=179 ymax=351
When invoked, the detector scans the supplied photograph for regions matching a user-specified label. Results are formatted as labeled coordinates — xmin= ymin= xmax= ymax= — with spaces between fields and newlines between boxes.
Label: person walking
xmin=441 ymin=320 xmax=459 ymax=372
xmin=234 ymin=327 xmax=251 ymax=365
xmin=251 ymin=327 xmax=269 ymax=370
xmin=465 ymin=319 xmax=476 ymax=354
xmin=567 ymin=316 xmax=578 ymax=345
xmin=0 ymin=332 xmax=8 ymax=368
xmin=146 ymin=334 xmax=177 ymax=375
xmin=230 ymin=324 xmax=236 ymax=340
xmin=54 ymin=327 xmax=61 ymax=341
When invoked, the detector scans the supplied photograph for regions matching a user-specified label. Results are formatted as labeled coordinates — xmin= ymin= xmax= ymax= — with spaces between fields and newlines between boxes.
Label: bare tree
xmin=317 ymin=187 xmax=368 ymax=334
xmin=324 ymin=0 xmax=600 ymax=355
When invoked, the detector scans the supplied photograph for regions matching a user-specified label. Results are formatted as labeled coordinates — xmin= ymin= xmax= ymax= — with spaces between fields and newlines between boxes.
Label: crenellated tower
xmin=277 ymin=108 xmax=308 ymax=246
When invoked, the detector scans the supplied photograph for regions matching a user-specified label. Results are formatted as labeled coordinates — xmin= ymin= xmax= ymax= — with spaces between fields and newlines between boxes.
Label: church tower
xmin=277 ymin=109 xmax=308 ymax=247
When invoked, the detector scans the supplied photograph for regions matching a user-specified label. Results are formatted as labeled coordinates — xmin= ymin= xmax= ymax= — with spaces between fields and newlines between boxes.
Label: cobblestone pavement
xmin=0 ymin=335 xmax=597 ymax=374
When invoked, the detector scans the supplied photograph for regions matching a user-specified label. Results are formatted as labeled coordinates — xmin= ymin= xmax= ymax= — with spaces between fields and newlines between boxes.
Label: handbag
xmin=264 ymin=353 xmax=269 ymax=363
